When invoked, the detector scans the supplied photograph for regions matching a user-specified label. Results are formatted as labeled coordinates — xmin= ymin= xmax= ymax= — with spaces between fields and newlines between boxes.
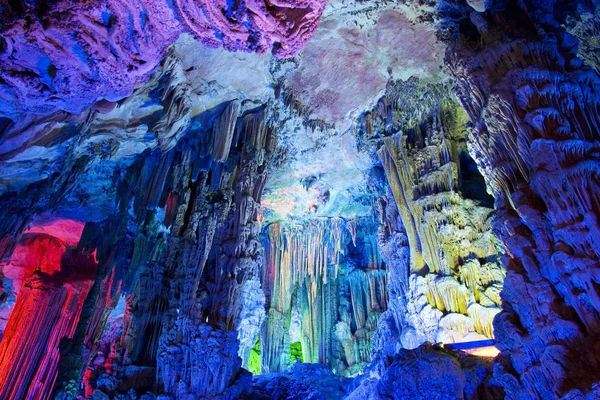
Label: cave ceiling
xmin=0 ymin=0 xmax=448 ymax=225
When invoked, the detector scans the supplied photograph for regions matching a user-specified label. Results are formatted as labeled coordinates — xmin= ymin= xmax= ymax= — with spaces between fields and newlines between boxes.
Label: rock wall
xmin=445 ymin=0 xmax=600 ymax=398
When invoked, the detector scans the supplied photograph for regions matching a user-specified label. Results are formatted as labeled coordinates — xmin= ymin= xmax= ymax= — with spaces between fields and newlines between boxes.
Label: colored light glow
xmin=25 ymin=218 xmax=85 ymax=246
xmin=443 ymin=339 xmax=500 ymax=359
xmin=0 ymin=218 xmax=88 ymax=307
xmin=461 ymin=346 xmax=500 ymax=358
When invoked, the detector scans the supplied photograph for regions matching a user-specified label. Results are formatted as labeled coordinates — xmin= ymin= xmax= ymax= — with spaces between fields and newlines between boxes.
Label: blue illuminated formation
xmin=0 ymin=0 xmax=599 ymax=399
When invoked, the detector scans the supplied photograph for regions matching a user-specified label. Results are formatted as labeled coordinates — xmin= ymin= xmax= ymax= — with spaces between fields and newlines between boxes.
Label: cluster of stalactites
xmin=345 ymin=267 xmax=387 ymax=328
xmin=260 ymin=217 xmax=387 ymax=375
xmin=157 ymin=103 xmax=281 ymax=396
xmin=377 ymin=111 xmax=459 ymax=275
xmin=265 ymin=218 xmax=347 ymax=309
xmin=360 ymin=79 xmax=452 ymax=139
xmin=58 ymin=100 xmax=279 ymax=398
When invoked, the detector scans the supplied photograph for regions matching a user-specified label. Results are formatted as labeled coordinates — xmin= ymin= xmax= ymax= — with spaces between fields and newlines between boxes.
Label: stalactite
xmin=261 ymin=217 xmax=387 ymax=376
xmin=423 ymin=275 xmax=470 ymax=315
xmin=378 ymin=136 xmax=426 ymax=273
xmin=213 ymin=100 xmax=242 ymax=162
xmin=260 ymin=308 xmax=290 ymax=374
xmin=152 ymin=52 xmax=195 ymax=151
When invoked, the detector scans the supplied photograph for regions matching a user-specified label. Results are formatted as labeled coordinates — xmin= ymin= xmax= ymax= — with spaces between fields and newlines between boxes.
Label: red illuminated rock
xmin=0 ymin=239 xmax=97 ymax=399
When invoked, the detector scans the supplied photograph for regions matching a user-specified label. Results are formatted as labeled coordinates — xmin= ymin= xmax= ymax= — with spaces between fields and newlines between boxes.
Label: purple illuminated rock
xmin=0 ymin=0 xmax=327 ymax=117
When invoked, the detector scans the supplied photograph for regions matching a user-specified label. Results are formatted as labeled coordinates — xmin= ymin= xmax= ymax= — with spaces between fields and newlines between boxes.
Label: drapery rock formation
xmin=0 ymin=0 xmax=599 ymax=398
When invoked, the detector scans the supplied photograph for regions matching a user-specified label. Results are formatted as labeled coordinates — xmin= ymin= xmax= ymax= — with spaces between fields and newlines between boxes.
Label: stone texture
xmin=445 ymin=0 xmax=600 ymax=397
xmin=283 ymin=7 xmax=446 ymax=127
xmin=0 ymin=0 xmax=327 ymax=118
xmin=252 ymin=362 xmax=353 ymax=399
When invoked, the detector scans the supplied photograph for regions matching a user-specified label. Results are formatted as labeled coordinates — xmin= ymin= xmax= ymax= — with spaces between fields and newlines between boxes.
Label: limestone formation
xmin=445 ymin=0 xmax=600 ymax=397
xmin=0 ymin=0 xmax=598 ymax=399
xmin=358 ymin=80 xmax=504 ymax=353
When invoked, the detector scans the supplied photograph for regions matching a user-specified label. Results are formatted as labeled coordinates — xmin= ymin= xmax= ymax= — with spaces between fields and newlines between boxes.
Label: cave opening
xmin=459 ymin=151 xmax=495 ymax=208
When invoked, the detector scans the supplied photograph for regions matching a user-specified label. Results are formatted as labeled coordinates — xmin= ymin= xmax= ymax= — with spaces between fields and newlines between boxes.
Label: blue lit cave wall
xmin=0 ymin=0 xmax=599 ymax=399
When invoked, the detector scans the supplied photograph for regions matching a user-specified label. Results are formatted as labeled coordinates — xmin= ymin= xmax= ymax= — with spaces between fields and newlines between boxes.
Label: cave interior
xmin=1 ymin=0 xmax=600 ymax=399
